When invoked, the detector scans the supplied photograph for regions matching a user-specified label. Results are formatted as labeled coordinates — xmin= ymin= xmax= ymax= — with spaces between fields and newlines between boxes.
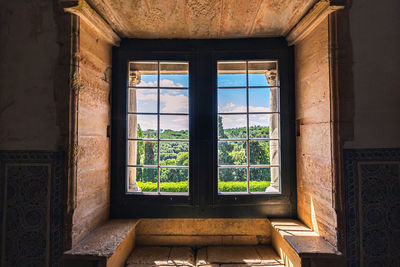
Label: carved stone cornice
xmin=61 ymin=0 xmax=121 ymax=46
xmin=286 ymin=0 xmax=344 ymax=46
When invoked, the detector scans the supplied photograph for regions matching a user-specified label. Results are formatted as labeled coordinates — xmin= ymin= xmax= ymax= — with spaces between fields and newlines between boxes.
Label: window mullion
xmin=246 ymin=61 xmax=250 ymax=194
xmin=157 ymin=60 xmax=161 ymax=194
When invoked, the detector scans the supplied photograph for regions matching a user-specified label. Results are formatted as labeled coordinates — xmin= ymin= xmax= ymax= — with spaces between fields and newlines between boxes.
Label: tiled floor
xmin=126 ymin=246 xmax=285 ymax=267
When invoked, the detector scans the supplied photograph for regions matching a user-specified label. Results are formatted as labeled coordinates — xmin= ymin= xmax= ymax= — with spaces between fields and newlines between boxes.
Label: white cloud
xmin=136 ymin=79 xmax=183 ymax=88
xmin=136 ymin=80 xmax=157 ymax=87
xmin=218 ymin=102 xmax=272 ymax=129
xmin=160 ymin=115 xmax=188 ymax=131
xmin=134 ymin=115 xmax=157 ymax=132
xmin=131 ymin=88 xmax=189 ymax=132
xmin=134 ymin=89 xmax=189 ymax=114
xmin=160 ymin=79 xmax=183 ymax=87
xmin=221 ymin=115 xmax=247 ymax=129
xmin=161 ymin=91 xmax=188 ymax=113
xmin=219 ymin=103 xmax=269 ymax=113
xmin=136 ymin=90 xmax=157 ymax=100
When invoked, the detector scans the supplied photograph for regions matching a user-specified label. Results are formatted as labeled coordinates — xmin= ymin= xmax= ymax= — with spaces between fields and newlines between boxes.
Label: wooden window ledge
xmin=270 ymin=219 xmax=343 ymax=267
xmin=64 ymin=219 xmax=139 ymax=267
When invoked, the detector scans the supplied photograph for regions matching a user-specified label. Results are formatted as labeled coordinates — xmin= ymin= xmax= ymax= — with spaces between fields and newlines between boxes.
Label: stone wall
xmin=71 ymin=19 xmax=112 ymax=246
xmin=295 ymin=18 xmax=337 ymax=247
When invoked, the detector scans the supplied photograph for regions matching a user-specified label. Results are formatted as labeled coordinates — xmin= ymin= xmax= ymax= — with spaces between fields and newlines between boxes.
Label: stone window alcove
xmin=61 ymin=0 xmax=346 ymax=255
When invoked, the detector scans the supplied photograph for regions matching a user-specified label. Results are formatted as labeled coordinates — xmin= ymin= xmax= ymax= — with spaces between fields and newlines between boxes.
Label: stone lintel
xmin=62 ymin=0 xmax=121 ymax=46
xmin=286 ymin=0 xmax=344 ymax=46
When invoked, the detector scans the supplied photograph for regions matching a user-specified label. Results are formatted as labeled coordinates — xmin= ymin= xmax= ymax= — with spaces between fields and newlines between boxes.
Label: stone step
xmin=126 ymin=246 xmax=285 ymax=267
xmin=135 ymin=219 xmax=271 ymax=247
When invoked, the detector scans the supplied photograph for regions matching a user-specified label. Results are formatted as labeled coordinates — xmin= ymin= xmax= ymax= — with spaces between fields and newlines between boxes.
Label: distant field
xmin=137 ymin=181 xmax=271 ymax=193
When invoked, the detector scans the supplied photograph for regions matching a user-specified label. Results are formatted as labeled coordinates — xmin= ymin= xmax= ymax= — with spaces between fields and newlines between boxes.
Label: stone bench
xmin=270 ymin=219 xmax=343 ymax=267
xmin=64 ymin=219 xmax=139 ymax=267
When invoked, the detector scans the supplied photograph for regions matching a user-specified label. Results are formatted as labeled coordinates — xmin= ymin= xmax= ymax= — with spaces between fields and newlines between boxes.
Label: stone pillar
xmin=265 ymin=70 xmax=280 ymax=193
xmin=128 ymin=70 xmax=141 ymax=192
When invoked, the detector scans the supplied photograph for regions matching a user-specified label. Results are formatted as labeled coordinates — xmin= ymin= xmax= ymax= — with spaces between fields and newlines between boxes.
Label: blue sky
xmin=131 ymin=72 xmax=276 ymax=131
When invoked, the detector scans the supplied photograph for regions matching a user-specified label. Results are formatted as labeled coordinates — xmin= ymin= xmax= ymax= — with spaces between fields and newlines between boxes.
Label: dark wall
xmin=0 ymin=0 xmax=64 ymax=150
xmin=342 ymin=0 xmax=400 ymax=265
xmin=345 ymin=0 xmax=400 ymax=148
xmin=0 ymin=0 xmax=68 ymax=266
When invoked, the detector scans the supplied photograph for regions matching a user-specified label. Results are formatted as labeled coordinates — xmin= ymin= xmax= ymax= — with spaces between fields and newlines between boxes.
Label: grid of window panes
xmin=127 ymin=61 xmax=189 ymax=194
xmin=217 ymin=60 xmax=280 ymax=194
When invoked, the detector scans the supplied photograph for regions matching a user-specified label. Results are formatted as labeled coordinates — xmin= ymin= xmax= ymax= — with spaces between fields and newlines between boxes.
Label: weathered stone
xmin=137 ymin=219 xmax=271 ymax=236
xmin=221 ymin=235 xmax=270 ymax=246
xmin=65 ymin=219 xmax=138 ymax=267
xmin=270 ymin=219 xmax=341 ymax=266
xmin=295 ymin=17 xmax=338 ymax=247
xmin=196 ymin=246 xmax=281 ymax=266
xmin=206 ymin=246 xmax=261 ymax=264
xmin=136 ymin=235 xmax=223 ymax=247
xmin=169 ymin=247 xmax=195 ymax=266
xmin=84 ymin=0 xmax=316 ymax=39
xmin=71 ymin=17 xmax=112 ymax=246
xmin=66 ymin=219 xmax=138 ymax=257
xmin=126 ymin=247 xmax=171 ymax=265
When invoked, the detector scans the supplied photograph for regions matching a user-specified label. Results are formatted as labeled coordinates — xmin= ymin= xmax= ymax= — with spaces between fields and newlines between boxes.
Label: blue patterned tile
xmin=344 ymin=148 xmax=400 ymax=267
xmin=0 ymin=151 xmax=64 ymax=267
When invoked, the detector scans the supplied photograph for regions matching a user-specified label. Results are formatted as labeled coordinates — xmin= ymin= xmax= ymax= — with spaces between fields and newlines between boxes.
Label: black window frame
xmin=111 ymin=39 xmax=296 ymax=218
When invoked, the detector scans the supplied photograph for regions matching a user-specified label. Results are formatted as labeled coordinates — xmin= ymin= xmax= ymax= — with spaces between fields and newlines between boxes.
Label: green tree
xmin=144 ymin=142 xmax=155 ymax=165
xmin=218 ymin=116 xmax=227 ymax=138
xmin=176 ymin=152 xmax=189 ymax=166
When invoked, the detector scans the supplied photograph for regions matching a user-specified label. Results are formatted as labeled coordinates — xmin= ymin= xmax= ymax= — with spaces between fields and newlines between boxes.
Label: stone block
xmin=206 ymin=246 xmax=262 ymax=264
xmin=65 ymin=219 xmax=138 ymax=267
xmin=126 ymin=247 xmax=171 ymax=265
xmin=136 ymin=219 xmax=271 ymax=236
xmin=126 ymin=246 xmax=195 ymax=266
xmin=79 ymin=20 xmax=112 ymax=64
xmin=136 ymin=235 xmax=223 ymax=247
xmin=169 ymin=247 xmax=195 ymax=266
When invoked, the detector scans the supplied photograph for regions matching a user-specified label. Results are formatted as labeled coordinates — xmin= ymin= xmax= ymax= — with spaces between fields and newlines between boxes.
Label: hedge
xmin=137 ymin=181 xmax=271 ymax=192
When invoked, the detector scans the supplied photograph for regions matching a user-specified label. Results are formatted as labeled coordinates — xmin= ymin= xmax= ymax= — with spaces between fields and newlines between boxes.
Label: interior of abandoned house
xmin=0 ymin=0 xmax=399 ymax=266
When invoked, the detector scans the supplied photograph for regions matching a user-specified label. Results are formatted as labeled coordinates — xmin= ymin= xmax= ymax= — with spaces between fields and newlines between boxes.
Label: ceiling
xmin=86 ymin=0 xmax=317 ymax=39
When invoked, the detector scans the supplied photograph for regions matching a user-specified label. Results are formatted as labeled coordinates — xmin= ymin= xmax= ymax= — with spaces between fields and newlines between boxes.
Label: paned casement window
xmin=111 ymin=39 xmax=295 ymax=218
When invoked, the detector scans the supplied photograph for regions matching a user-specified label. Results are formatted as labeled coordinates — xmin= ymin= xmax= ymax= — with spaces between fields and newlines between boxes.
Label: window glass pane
xmin=248 ymin=61 xmax=278 ymax=87
xmin=218 ymin=168 xmax=247 ymax=193
xmin=249 ymin=140 xmax=279 ymax=165
xmin=128 ymin=88 xmax=158 ymax=113
xmin=127 ymin=61 xmax=191 ymax=195
xmin=249 ymin=114 xmax=279 ymax=139
xmin=217 ymin=59 xmax=281 ymax=195
xmin=160 ymin=168 xmax=189 ymax=193
xmin=128 ymin=114 xmax=157 ymax=139
xmin=128 ymin=141 xmax=158 ymax=166
xmin=160 ymin=89 xmax=189 ymax=114
xmin=159 ymin=142 xmax=189 ymax=166
xmin=128 ymin=167 xmax=157 ymax=192
xmin=269 ymin=140 xmax=280 ymax=165
xmin=218 ymin=61 xmax=246 ymax=87
xmin=218 ymin=115 xmax=247 ymax=139
xmin=218 ymin=141 xmax=247 ymax=166
xmin=129 ymin=61 xmax=158 ymax=87
xmin=160 ymin=115 xmax=189 ymax=139
xmin=218 ymin=89 xmax=246 ymax=113
xmin=249 ymin=167 xmax=280 ymax=192
xmin=249 ymin=141 xmax=270 ymax=165
xmin=160 ymin=62 xmax=189 ymax=88
xmin=249 ymin=88 xmax=277 ymax=112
